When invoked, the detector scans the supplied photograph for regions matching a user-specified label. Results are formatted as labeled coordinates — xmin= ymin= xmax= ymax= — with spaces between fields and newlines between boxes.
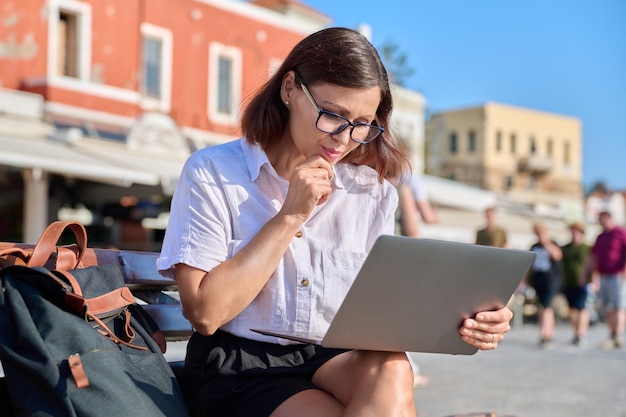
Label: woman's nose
xmin=330 ymin=127 xmax=352 ymax=145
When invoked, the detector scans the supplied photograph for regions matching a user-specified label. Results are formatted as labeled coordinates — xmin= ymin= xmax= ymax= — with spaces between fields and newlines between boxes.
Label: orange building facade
xmin=1 ymin=0 xmax=328 ymax=135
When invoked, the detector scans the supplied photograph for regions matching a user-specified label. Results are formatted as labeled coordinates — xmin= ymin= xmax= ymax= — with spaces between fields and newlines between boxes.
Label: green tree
xmin=378 ymin=40 xmax=415 ymax=87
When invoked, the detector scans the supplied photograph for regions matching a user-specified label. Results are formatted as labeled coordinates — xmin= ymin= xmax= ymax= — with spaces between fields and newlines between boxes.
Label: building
xmin=426 ymin=102 xmax=584 ymax=223
xmin=390 ymin=86 xmax=426 ymax=174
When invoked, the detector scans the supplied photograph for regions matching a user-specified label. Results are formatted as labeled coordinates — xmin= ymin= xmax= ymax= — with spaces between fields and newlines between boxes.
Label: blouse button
xmin=300 ymin=278 xmax=310 ymax=287
xmin=295 ymin=231 xmax=303 ymax=238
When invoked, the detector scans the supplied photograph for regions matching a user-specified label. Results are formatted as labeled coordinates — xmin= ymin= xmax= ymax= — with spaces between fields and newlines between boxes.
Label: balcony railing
xmin=518 ymin=155 xmax=553 ymax=173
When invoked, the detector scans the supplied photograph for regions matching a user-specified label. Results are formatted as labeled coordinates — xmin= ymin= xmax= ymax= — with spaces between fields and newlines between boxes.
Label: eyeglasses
xmin=298 ymin=79 xmax=384 ymax=144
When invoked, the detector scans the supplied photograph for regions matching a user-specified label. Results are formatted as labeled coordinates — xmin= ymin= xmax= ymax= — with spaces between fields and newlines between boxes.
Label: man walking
xmin=589 ymin=211 xmax=626 ymax=349
xmin=561 ymin=221 xmax=592 ymax=346
xmin=475 ymin=207 xmax=508 ymax=248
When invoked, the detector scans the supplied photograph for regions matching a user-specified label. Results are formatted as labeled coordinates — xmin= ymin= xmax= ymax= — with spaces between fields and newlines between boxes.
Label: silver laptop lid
xmin=320 ymin=235 xmax=535 ymax=354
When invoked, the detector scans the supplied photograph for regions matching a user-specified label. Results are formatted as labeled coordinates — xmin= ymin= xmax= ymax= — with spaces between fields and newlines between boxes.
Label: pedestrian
xmin=392 ymin=142 xmax=437 ymax=239
xmin=561 ymin=221 xmax=592 ymax=346
xmin=587 ymin=211 xmax=626 ymax=349
xmin=407 ymin=174 xmax=438 ymax=228
xmin=528 ymin=221 xmax=563 ymax=349
xmin=475 ymin=206 xmax=508 ymax=248
xmin=157 ymin=27 xmax=514 ymax=417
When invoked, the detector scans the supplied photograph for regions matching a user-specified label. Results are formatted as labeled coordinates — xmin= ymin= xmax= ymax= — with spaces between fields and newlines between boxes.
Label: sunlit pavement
xmin=164 ymin=323 xmax=626 ymax=417
xmin=410 ymin=322 xmax=626 ymax=417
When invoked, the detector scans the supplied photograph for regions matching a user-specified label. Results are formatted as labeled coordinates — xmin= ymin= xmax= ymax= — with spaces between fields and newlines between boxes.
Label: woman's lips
xmin=322 ymin=146 xmax=342 ymax=160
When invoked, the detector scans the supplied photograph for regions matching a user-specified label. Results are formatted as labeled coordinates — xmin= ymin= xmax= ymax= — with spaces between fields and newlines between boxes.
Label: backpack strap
xmin=51 ymin=269 xmax=153 ymax=350
xmin=0 ymin=247 xmax=30 ymax=267
xmin=28 ymin=221 xmax=87 ymax=270
xmin=85 ymin=287 xmax=136 ymax=316
xmin=89 ymin=311 xmax=148 ymax=351
xmin=128 ymin=304 xmax=167 ymax=354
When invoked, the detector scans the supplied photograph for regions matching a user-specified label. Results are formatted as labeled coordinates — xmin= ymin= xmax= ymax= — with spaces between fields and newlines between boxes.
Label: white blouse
xmin=157 ymin=138 xmax=398 ymax=343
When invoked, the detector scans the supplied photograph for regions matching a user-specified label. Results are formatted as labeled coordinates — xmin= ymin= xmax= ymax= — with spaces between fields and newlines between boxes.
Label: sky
xmin=303 ymin=0 xmax=626 ymax=192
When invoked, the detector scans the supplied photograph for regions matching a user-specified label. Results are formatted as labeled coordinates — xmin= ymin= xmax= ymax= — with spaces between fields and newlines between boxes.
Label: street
xmin=410 ymin=322 xmax=626 ymax=417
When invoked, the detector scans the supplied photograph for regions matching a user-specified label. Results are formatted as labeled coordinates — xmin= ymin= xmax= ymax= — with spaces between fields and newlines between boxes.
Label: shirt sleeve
xmin=157 ymin=153 xmax=232 ymax=278
xmin=409 ymin=175 xmax=428 ymax=202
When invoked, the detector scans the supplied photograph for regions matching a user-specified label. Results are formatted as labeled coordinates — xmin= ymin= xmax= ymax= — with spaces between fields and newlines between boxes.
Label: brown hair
xmin=240 ymin=27 xmax=409 ymax=181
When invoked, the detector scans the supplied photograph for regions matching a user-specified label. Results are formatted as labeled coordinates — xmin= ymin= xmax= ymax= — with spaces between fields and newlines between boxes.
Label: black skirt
xmin=181 ymin=330 xmax=348 ymax=417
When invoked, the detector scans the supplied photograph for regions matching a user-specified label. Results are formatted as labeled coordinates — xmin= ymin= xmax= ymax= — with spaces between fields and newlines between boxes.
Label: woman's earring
xmin=285 ymin=101 xmax=289 ymax=106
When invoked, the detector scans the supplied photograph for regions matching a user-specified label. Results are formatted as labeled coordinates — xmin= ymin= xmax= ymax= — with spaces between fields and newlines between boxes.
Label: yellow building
xmin=426 ymin=102 xmax=583 ymax=206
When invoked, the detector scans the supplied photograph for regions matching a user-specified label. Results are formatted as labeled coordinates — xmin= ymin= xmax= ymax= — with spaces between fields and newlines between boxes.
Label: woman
xmin=158 ymin=27 xmax=513 ymax=417
xmin=528 ymin=221 xmax=563 ymax=349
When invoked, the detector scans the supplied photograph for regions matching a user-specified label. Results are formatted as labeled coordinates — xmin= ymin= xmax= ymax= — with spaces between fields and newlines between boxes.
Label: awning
xmin=0 ymin=135 xmax=160 ymax=187
xmin=424 ymin=175 xmax=496 ymax=212
xmin=70 ymin=141 xmax=187 ymax=195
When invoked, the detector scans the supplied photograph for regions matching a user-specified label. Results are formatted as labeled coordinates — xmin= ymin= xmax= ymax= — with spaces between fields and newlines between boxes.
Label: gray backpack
xmin=0 ymin=222 xmax=189 ymax=417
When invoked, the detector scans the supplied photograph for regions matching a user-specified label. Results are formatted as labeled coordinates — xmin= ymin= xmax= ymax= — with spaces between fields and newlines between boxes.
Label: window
xmin=142 ymin=37 xmax=162 ymax=98
xmin=529 ymin=136 xmax=536 ymax=155
xmin=208 ymin=42 xmax=242 ymax=125
xmin=449 ymin=132 xmax=458 ymax=154
xmin=547 ymin=138 xmax=553 ymax=156
xmin=564 ymin=141 xmax=571 ymax=164
xmin=468 ymin=130 xmax=476 ymax=152
xmin=57 ymin=11 xmax=78 ymax=77
xmin=140 ymin=23 xmax=172 ymax=112
xmin=49 ymin=0 xmax=91 ymax=80
xmin=510 ymin=133 xmax=517 ymax=154
xmin=505 ymin=175 xmax=513 ymax=190
xmin=217 ymin=57 xmax=233 ymax=113
xmin=495 ymin=131 xmax=502 ymax=152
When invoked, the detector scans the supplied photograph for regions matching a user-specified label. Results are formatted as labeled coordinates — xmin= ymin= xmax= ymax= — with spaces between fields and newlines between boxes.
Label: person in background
xmin=528 ymin=221 xmax=563 ymax=349
xmin=406 ymin=174 xmax=438 ymax=229
xmin=561 ymin=221 xmax=592 ymax=346
xmin=392 ymin=142 xmax=437 ymax=239
xmin=475 ymin=206 xmax=508 ymax=248
xmin=157 ymin=27 xmax=514 ymax=417
xmin=587 ymin=211 xmax=626 ymax=349
xmin=394 ymin=175 xmax=437 ymax=238
xmin=585 ymin=183 xmax=626 ymax=226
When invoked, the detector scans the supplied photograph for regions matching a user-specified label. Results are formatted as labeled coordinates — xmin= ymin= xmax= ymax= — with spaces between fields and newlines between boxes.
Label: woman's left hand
xmin=460 ymin=306 xmax=513 ymax=350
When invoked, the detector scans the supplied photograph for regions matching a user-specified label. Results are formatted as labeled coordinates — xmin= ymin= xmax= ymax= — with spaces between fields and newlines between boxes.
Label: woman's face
xmin=283 ymin=74 xmax=381 ymax=165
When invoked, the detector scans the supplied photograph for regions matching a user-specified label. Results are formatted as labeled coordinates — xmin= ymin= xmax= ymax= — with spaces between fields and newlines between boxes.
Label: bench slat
xmin=142 ymin=304 xmax=193 ymax=341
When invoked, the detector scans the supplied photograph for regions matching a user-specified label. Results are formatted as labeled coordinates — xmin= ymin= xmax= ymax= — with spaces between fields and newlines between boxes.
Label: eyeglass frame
xmin=295 ymin=73 xmax=384 ymax=144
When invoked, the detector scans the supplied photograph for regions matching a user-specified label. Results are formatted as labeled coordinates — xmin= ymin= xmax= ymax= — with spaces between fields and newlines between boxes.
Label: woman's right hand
xmin=281 ymin=155 xmax=333 ymax=221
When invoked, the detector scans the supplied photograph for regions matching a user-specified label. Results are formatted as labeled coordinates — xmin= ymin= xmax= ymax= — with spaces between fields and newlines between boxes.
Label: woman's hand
xmin=281 ymin=155 xmax=333 ymax=221
xmin=460 ymin=306 xmax=513 ymax=350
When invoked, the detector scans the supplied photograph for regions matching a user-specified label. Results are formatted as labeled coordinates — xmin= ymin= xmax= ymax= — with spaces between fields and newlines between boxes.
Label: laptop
xmin=252 ymin=235 xmax=536 ymax=355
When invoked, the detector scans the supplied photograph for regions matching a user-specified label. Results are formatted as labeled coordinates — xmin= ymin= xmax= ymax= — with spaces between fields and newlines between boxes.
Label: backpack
xmin=0 ymin=221 xmax=190 ymax=417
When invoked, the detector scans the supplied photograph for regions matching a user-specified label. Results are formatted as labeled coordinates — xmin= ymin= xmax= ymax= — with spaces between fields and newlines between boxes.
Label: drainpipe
xmin=22 ymin=168 xmax=49 ymax=244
